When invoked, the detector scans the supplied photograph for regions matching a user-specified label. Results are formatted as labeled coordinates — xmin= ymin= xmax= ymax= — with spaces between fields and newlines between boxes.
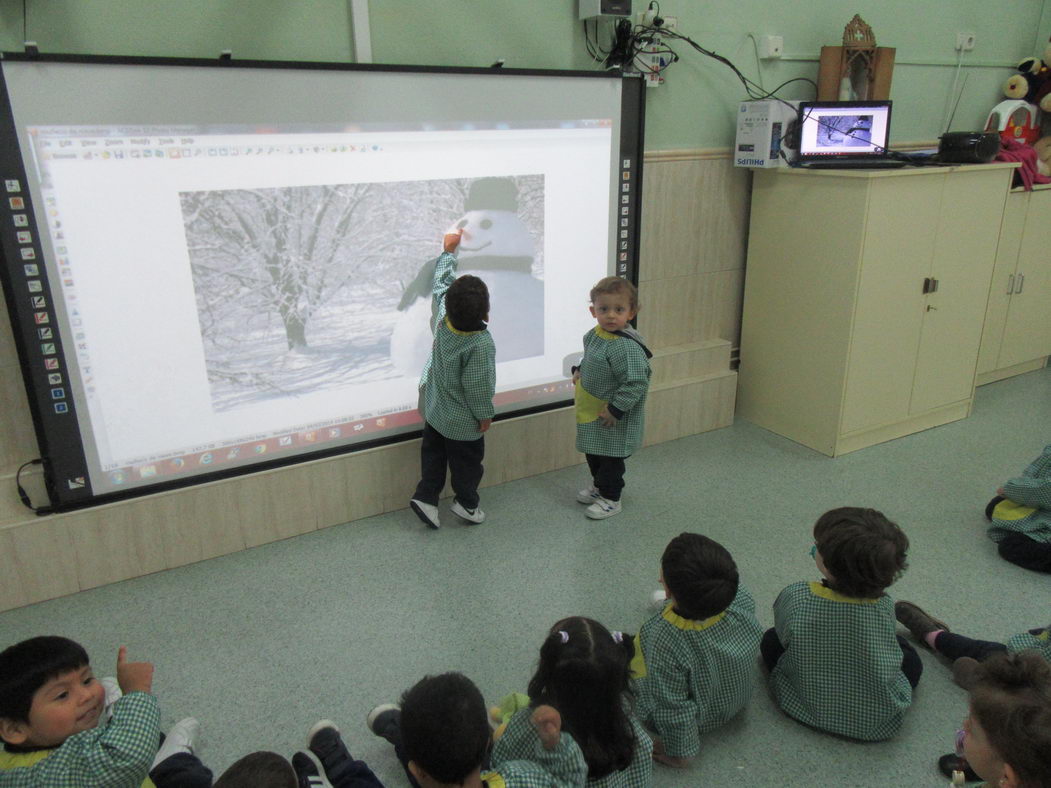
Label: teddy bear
xmin=1033 ymin=134 xmax=1051 ymax=176
xmin=1003 ymin=38 xmax=1051 ymax=113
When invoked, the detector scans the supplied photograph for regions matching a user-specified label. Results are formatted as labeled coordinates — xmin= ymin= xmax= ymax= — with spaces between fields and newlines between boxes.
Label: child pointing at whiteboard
xmin=409 ymin=230 xmax=496 ymax=530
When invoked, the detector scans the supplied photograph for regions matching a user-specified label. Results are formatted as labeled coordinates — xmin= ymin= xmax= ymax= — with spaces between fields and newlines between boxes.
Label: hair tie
xmin=558 ymin=630 xmax=569 ymax=644
xmin=611 ymin=631 xmax=624 ymax=643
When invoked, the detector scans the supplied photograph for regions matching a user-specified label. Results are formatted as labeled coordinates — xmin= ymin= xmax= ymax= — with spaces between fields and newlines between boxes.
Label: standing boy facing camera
xmin=573 ymin=276 xmax=651 ymax=520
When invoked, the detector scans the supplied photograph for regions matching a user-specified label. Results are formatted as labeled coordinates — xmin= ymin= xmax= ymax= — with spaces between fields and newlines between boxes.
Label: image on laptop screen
xmin=796 ymin=100 xmax=893 ymax=162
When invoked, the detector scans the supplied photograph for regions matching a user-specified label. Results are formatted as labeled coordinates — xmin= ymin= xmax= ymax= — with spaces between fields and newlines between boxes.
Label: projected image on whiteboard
xmin=179 ymin=175 xmax=544 ymax=413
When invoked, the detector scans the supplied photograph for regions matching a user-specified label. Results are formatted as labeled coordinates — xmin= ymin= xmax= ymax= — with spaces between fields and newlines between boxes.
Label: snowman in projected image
xmin=390 ymin=176 xmax=543 ymax=377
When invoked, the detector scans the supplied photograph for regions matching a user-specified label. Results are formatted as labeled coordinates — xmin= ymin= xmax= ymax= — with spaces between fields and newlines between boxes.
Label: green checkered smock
xmin=630 ymin=585 xmax=763 ymax=758
xmin=1007 ymin=626 xmax=1051 ymax=661
xmin=988 ymin=443 xmax=1051 ymax=545
xmin=575 ymin=328 xmax=651 ymax=458
xmin=421 ymin=252 xmax=496 ymax=442
xmin=0 ymin=692 xmax=159 ymax=787
xmin=493 ymin=706 xmax=652 ymax=788
xmin=769 ymin=581 xmax=912 ymax=741
xmin=484 ymin=721 xmax=588 ymax=788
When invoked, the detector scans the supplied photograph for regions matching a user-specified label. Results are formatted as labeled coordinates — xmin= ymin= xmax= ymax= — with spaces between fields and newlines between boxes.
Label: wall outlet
xmin=955 ymin=32 xmax=976 ymax=51
xmin=638 ymin=10 xmax=676 ymax=32
xmin=759 ymin=35 xmax=783 ymax=59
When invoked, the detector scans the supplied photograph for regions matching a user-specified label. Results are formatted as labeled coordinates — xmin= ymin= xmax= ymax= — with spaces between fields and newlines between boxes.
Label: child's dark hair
xmin=589 ymin=276 xmax=639 ymax=312
xmin=527 ymin=617 xmax=636 ymax=780
xmin=813 ymin=507 xmax=908 ymax=598
xmin=445 ymin=275 xmax=489 ymax=332
xmin=970 ymin=651 xmax=1051 ymax=788
xmin=661 ymin=533 xmax=739 ymax=620
xmin=212 ymin=752 xmax=296 ymax=788
xmin=400 ymin=672 xmax=490 ymax=784
xmin=0 ymin=636 xmax=89 ymax=724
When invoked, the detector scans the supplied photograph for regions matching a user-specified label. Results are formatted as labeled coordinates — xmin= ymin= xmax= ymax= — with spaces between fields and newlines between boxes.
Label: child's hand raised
xmin=443 ymin=229 xmax=464 ymax=253
xmin=116 ymin=646 xmax=154 ymax=695
xmin=530 ymin=704 xmax=562 ymax=750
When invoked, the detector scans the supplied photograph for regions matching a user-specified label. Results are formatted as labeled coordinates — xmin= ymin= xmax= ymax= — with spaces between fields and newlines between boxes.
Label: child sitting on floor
xmin=494 ymin=617 xmax=652 ymax=786
xmin=985 ymin=441 xmax=1051 ymax=573
xmin=762 ymin=507 xmax=920 ymax=741
xmin=368 ymin=671 xmax=587 ymax=787
xmin=937 ymin=651 xmax=1051 ymax=787
xmin=0 ymin=636 xmax=207 ymax=787
xmin=631 ymin=533 xmax=762 ymax=767
xmin=895 ymin=600 xmax=1050 ymax=689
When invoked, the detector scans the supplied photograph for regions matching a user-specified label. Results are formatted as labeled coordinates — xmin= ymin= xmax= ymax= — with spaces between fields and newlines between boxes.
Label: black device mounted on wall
xmin=937 ymin=131 xmax=1001 ymax=163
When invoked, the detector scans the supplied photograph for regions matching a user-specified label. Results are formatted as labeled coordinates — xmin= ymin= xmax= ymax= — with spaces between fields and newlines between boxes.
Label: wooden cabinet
xmin=976 ymin=184 xmax=1051 ymax=384
xmin=737 ymin=164 xmax=1014 ymax=456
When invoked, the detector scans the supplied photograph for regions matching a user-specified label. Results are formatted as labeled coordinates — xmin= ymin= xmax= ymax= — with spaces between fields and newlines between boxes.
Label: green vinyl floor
xmin=1 ymin=366 xmax=1048 ymax=787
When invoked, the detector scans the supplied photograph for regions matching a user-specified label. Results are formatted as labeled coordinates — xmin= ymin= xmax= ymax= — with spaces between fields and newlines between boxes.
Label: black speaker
xmin=937 ymin=132 xmax=1001 ymax=163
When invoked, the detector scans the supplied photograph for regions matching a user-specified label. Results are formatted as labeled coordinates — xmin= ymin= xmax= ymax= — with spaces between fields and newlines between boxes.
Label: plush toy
xmin=1033 ymin=135 xmax=1051 ymax=176
xmin=489 ymin=691 xmax=530 ymax=741
xmin=1003 ymin=38 xmax=1051 ymax=113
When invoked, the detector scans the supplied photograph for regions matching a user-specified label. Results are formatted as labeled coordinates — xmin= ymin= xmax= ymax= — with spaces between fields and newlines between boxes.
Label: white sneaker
xmin=577 ymin=485 xmax=600 ymax=504
xmin=291 ymin=749 xmax=335 ymax=788
xmin=450 ymin=500 xmax=485 ymax=524
xmin=585 ymin=496 xmax=622 ymax=519
xmin=410 ymin=499 xmax=440 ymax=529
xmin=151 ymin=717 xmax=199 ymax=769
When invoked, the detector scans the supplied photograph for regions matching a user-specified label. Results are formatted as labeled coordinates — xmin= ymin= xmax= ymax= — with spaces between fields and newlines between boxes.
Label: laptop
xmin=795 ymin=100 xmax=907 ymax=169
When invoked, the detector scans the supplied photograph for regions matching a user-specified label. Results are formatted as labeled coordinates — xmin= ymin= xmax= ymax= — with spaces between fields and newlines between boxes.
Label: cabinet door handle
xmin=931 ymin=278 xmax=939 ymax=293
xmin=922 ymin=277 xmax=932 ymax=294
xmin=1015 ymin=273 xmax=1025 ymax=294
xmin=1007 ymin=274 xmax=1015 ymax=294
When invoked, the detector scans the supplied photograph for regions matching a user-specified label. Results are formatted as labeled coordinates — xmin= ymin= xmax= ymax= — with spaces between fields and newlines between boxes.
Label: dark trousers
xmin=998 ymin=532 xmax=1051 ymax=573
xmin=985 ymin=496 xmax=1051 ymax=572
xmin=150 ymin=753 xmax=214 ymax=788
xmin=760 ymin=627 xmax=923 ymax=689
xmin=933 ymin=631 xmax=1008 ymax=662
xmin=305 ymin=728 xmax=384 ymax=788
xmin=372 ymin=709 xmax=421 ymax=788
xmin=414 ymin=422 xmax=484 ymax=509
xmin=585 ymin=453 xmax=628 ymax=501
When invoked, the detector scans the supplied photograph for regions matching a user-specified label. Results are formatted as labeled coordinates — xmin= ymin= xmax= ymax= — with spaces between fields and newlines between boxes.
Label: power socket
xmin=759 ymin=35 xmax=783 ymax=59
xmin=955 ymin=32 xmax=976 ymax=51
xmin=638 ymin=9 xmax=676 ymax=31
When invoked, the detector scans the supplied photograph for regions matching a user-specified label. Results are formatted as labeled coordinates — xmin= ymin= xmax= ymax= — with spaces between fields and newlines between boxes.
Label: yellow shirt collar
xmin=661 ymin=603 xmax=727 ymax=631
xmin=808 ymin=580 xmax=879 ymax=604
xmin=445 ymin=316 xmax=482 ymax=336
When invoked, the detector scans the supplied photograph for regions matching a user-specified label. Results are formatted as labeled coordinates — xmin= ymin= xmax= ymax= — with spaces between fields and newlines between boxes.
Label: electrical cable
xmin=16 ymin=459 xmax=52 ymax=514
xmin=745 ymin=33 xmax=765 ymax=91
xmin=941 ymin=48 xmax=962 ymax=134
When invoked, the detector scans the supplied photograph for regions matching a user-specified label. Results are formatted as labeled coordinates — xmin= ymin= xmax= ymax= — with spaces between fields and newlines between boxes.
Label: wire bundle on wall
xmin=584 ymin=2 xmax=818 ymax=102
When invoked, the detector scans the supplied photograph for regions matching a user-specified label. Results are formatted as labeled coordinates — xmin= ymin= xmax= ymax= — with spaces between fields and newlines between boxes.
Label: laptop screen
xmin=796 ymin=100 xmax=892 ymax=162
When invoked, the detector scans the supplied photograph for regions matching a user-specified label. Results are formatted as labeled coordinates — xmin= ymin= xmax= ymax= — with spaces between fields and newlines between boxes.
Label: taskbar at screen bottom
xmin=98 ymin=377 xmax=576 ymax=490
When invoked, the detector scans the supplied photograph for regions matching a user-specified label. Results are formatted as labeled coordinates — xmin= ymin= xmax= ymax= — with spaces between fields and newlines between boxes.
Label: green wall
xmin=2 ymin=0 xmax=1048 ymax=150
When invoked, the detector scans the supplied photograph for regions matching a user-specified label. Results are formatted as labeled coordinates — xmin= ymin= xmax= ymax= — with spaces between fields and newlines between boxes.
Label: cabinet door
xmin=912 ymin=169 xmax=1009 ymax=414
xmin=840 ymin=177 xmax=939 ymax=435
xmin=976 ymin=193 xmax=1026 ymax=375
xmin=998 ymin=188 xmax=1051 ymax=367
